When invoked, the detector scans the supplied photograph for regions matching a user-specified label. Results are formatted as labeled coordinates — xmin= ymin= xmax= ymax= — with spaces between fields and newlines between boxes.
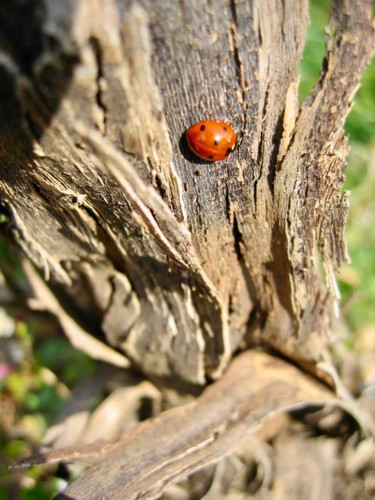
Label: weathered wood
xmin=14 ymin=351 xmax=335 ymax=498
xmin=2 ymin=0 xmax=373 ymax=386
xmin=1 ymin=0 xmax=374 ymax=496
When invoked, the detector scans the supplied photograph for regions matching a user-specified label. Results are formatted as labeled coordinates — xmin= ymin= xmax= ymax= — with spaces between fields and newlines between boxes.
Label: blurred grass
xmin=0 ymin=242 xmax=95 ymax=498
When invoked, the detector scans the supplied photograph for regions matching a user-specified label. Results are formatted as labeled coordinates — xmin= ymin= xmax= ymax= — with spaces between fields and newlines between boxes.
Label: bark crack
xmin=228 ymin=0 xmax=248 ymax=141
xmin=89 ymin=37 xmax=108 ymax=135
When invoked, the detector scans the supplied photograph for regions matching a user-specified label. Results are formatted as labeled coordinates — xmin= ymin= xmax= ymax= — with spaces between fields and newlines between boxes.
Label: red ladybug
xmin=186 ymin=120 xmax=237 ymax=162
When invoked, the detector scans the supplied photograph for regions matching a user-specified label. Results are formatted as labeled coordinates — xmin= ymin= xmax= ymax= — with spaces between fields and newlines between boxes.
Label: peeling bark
xmin=1 ymin=0 xmax=373 ymax=385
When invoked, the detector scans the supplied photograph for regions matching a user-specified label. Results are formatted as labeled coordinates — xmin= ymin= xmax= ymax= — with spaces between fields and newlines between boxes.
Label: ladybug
xmin=185 ymin=120 xmax=237 ymax=162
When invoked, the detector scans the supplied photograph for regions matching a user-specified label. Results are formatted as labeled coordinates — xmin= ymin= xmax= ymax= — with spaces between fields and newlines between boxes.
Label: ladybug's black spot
xmin=214 ymin=139 xmax=219 ymax=146
xmin=223 ymin=127 xmax=228 ymax=131
xmin=226 ymin=148 xmax=232 ymax=155
xmin=208 ymin=155 xmax=214 ymax=160
xmin=200 ymin=125 xmax=206 ymax=131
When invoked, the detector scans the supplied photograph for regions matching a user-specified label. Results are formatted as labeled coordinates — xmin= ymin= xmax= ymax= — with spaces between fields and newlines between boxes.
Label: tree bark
xmin=1 ymin=0 xmax=374 ymax=496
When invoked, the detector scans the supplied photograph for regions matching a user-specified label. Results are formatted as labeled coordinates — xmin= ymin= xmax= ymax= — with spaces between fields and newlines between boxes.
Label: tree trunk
xmin=1 ymin=0 xmax=374 ymax=497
